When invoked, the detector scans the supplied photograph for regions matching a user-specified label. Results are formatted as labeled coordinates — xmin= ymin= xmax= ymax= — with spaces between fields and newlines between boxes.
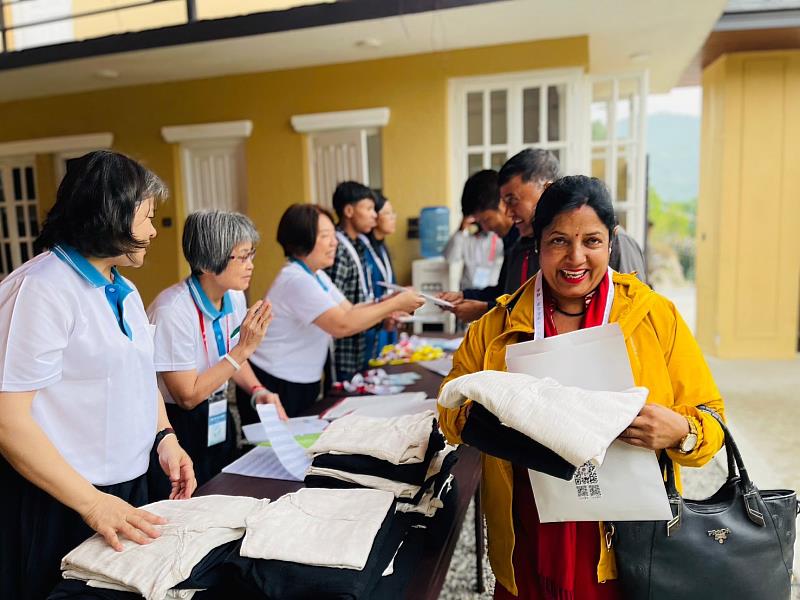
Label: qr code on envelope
xmin=574 ymin=462 xmax=602 ymax=500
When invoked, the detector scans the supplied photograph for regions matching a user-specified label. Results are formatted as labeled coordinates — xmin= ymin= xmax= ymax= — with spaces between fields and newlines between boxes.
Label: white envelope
xmin=505 ymin=323 xmax=673 ymax=522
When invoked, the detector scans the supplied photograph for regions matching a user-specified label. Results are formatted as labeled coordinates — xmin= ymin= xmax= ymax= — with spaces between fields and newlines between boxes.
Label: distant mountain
xmin=645 ymin=113 xmax=700 ymax=203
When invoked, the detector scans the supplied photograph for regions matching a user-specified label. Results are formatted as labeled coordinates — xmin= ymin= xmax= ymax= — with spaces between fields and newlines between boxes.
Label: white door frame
xmin=448 ymin=67 xmax=586 ymax=223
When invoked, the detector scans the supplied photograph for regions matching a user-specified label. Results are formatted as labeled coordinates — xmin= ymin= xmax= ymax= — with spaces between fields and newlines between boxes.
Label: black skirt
xmin=0 ymin=456 xmax=148 ymax=600
xmin=147 ymin=398 xmax=238 ymax=502
xmin=235 ymin=363 xmax=321 ymax=424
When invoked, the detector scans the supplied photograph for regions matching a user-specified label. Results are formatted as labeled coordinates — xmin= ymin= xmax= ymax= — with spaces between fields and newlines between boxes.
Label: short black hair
xmin=461 ymin=169 xmax=500 ymax=216
xmin=532 ymin=176 xmax=616 ymax=247
xmin=331 ymin=181 xmax=374 ymax=221
xmin=372 ymin=189 xmax=388 ymax=213
xmin=34 ymin=150 xmax=167 ymax=257
xmin=277 ymin=203 xmax=335 ymax=258
xmin=498 ymin=148 xmax=560 ymax=188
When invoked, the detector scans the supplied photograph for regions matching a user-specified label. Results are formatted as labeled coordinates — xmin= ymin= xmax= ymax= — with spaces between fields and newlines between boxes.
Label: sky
xmin=647 ymin=86 xmax=702 ymax=117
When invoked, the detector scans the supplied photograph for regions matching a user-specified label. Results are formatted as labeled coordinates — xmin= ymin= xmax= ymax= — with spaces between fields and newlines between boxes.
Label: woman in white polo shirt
xmin=147 ymin=210 xmax=287 ymax=498
xmin=244 ymin=203 xmax=425 ymax=418
xmin=0 ymin=151 xmax=195 ymax=600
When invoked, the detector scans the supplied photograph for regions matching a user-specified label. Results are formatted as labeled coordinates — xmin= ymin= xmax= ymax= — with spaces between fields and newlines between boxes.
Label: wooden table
xmin=197 ymin=363 xmax=485 ymax=599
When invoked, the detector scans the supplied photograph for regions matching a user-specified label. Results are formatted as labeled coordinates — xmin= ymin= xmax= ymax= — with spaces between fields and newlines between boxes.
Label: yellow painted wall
xmin=696 ymin=50 xmax=800 ymax=358
xmin=0 ymin=36 xmax=588 ymax=305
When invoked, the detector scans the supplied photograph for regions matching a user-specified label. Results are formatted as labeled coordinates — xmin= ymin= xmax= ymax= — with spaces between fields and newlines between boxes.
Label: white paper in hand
xmin=256 ymin=404 xmax=311 ymax=480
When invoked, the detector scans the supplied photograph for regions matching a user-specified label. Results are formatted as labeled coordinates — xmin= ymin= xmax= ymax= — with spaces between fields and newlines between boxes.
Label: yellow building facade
xmin=696 ymin=50 xmax=800 ymax=359
xmin=0 ymin=36 xmax=588 ymax=305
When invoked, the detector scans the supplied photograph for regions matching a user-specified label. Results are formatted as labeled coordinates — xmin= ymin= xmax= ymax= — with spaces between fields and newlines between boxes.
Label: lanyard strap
xmin=520 ymin=250 xmax=531 ymax=287
xmin=488 ymin=233 xmax=498 ymax=262
xmin=357 ymin=234 xmax=393 ymax=284
xmin=290 ymin=258 xmax=329 ymax=291
xmin=193 ymin=302 xmax=230 ymax=369
xmin=380 ymin=245 xmax=394 ymax=283
xmin=336 ymin=231 xmax=373 ymax=301
xmin=532 ymin=267 xmax=615 ymax=341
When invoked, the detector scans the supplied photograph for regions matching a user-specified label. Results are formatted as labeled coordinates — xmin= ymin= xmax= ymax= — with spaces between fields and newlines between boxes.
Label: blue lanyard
xmin=291 ymin=258 xmax=329 ymax=291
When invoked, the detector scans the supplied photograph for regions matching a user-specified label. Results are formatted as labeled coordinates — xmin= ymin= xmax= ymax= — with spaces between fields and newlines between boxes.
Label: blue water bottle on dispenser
xmin=419 ymin=206 xmax=450 ymax=257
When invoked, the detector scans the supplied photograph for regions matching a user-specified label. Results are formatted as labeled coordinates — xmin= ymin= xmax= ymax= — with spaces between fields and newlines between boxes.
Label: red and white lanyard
xmin=194 ymin=303 xmax=230 ymax=370
xmin=532 ymin=267 xmax=615 ymax=341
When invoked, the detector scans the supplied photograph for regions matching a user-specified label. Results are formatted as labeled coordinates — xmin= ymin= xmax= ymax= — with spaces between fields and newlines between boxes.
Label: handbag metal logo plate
xmin=707 ymin=528 xmax=731 ymax=544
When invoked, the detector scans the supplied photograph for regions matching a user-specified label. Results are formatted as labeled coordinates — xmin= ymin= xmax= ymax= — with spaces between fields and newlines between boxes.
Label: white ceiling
xmin=0 ymin=0 xmax=727 ymax=103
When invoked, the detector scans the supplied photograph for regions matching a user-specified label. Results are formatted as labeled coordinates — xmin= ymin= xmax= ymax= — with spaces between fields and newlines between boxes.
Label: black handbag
xmin=610 ymin=407 xmax=799 ymax=600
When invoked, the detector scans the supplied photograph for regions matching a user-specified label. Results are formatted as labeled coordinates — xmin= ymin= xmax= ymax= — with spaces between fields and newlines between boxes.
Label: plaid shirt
xmin=325 ymin=232 xmax=370 ymax=380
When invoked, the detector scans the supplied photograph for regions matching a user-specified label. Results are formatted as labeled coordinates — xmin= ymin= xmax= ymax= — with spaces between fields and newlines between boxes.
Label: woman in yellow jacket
xmin=438 ymin=175 xmax=725 ymax=599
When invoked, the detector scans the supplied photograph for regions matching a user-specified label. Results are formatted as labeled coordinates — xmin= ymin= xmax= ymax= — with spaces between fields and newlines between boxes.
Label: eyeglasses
xmin=228 ymin=250 xmax=257 ymax=264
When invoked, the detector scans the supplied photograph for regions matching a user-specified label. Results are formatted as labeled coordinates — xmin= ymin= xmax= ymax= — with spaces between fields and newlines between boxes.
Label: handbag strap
xmin=661 ymin=404 xmax=766 ymax=528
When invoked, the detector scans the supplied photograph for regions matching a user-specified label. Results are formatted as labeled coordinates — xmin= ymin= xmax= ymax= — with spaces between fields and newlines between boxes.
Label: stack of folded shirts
xmin=230 ymin=488 xmax=398 ymax=599
xmin=304 ymin=410 xmax=456 ymax=515
xmin=58 ymin=496 xmax=268 ymax=600
xmin=438 ymin=370 xmax=648 ymax=467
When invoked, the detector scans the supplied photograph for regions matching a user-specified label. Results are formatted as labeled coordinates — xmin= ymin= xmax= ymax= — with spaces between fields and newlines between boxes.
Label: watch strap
xmin=155 ymin=427 xmax=176 ymax=448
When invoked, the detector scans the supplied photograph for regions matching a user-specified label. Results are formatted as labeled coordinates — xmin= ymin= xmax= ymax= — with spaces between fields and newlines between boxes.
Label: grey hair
xmin=182 ymin=209 xmax=260 ymax=275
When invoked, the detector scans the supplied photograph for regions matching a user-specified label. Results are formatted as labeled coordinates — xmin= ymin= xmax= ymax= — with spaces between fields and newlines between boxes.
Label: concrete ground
xmin=441 ymin=301 xmax=800 ymax=598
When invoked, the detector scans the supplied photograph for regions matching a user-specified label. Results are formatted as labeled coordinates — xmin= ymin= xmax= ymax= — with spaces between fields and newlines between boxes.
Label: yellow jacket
xmin=438 ymin=273 xmax=725 ymax=596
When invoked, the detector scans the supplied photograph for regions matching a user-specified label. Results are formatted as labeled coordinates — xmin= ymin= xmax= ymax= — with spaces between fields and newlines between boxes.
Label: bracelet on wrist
xmin=250 ymin=387 xmax=271 ymax=409
xmin=155 ymin=427 xmax=176 ymax=450
xmin=222 ymin=353 xmax=241 ymax=371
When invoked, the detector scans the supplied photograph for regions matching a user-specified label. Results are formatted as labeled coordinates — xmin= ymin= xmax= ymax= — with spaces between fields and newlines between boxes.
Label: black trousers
xmin=147 ymin=400 xmax=238 ymax=501
xmin=0 ymin=456 xmax=148 ymax=600
xmin=236 ymin=362 xmax=321 ymax=424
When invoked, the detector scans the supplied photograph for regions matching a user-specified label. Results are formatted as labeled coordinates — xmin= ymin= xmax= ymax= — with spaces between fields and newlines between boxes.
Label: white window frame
xmin=448 ymin=68 xmax=587 ymax=224
xmin=0 ymin=155 xmax=40 ymax=277
xmin=586 ymin=71 xmax=649 ymax=244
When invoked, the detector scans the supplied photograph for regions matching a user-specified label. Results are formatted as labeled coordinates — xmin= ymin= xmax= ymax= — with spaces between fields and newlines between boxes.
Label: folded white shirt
xmin=308 ymin=410 xmax=435 ymax=465
xmin=62 ymin=495 xmax=268 ymax=600
xmin=305 ymin=466 xmax=420 ymax=499
xmin=438 ymin=370 xmax=648 ymax=466
xmin=240 ymin=487 xmax=395 ymax=570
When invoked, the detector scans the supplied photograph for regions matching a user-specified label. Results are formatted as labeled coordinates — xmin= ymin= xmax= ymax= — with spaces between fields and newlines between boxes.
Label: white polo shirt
xmin=0 ymin=248 xmax=158 ymax=486
xmin=249 ymin=261 xmax=345 ymax=384
xmin=148 ymin=277 xmax=247 ymax=404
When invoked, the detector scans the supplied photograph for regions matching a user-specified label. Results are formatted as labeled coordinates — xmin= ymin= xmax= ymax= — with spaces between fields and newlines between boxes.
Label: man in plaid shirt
xmin=325 ymin=181 xmax=377 ymax=381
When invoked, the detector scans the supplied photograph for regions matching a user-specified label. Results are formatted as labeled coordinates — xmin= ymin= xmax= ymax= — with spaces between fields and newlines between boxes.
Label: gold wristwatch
xmin=677 ymin=417 xmax=698 ymax=454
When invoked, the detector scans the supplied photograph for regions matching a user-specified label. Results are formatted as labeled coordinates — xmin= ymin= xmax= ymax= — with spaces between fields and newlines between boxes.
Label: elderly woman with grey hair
xmin=146 ymin=209 xmax=287 ymax=499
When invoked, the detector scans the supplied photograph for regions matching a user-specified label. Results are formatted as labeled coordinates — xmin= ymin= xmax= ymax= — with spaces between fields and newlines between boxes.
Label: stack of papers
xmin=417 ymin=357 xmax=453 ymax=377
xmin=321 ymin=392 xmax=432 ymax=420
xmin=223 ymin=405 xmax=313 ymax=481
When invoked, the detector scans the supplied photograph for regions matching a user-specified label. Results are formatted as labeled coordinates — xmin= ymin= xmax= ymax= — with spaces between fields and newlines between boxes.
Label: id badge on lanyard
xmin=195 ymin=303 xmax=230 ymax=447
xmin=207 ymin=391 xmax=227 ymax=447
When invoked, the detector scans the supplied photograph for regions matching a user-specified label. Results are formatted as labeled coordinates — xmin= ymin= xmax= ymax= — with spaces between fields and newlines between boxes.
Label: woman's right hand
xmin=81 ymin=491 xmax=167 ymax=552
xmin=438 ymin=291 xmax=464 ymax=304
xmin=390 ymin=289 xmax=425 ymax=314
xmin=234 ymin=300 xmax=273 ymax=358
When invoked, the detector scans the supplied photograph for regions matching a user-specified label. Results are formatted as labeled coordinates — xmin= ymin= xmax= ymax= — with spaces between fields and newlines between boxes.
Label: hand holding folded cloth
xmin=438 ymin=370 xmax=648 ymax=467
xmin=461 ymin=403 xmax=576 ymax=481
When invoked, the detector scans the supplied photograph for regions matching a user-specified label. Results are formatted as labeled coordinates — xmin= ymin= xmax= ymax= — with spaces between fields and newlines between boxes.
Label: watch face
xmin=681 ymin=433 xmax=698 ymax=453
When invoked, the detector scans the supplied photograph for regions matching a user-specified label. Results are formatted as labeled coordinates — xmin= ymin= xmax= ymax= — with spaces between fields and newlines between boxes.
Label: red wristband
xmin=251 ymin=385 xmax=266 ymax=394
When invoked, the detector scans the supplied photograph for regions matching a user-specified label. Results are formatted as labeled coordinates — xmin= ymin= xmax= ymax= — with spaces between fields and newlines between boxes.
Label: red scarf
xmin=498 ymin=272 xmax=619 ymax=600
xmin=538 ymin=272 xmax=611 ymax=599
